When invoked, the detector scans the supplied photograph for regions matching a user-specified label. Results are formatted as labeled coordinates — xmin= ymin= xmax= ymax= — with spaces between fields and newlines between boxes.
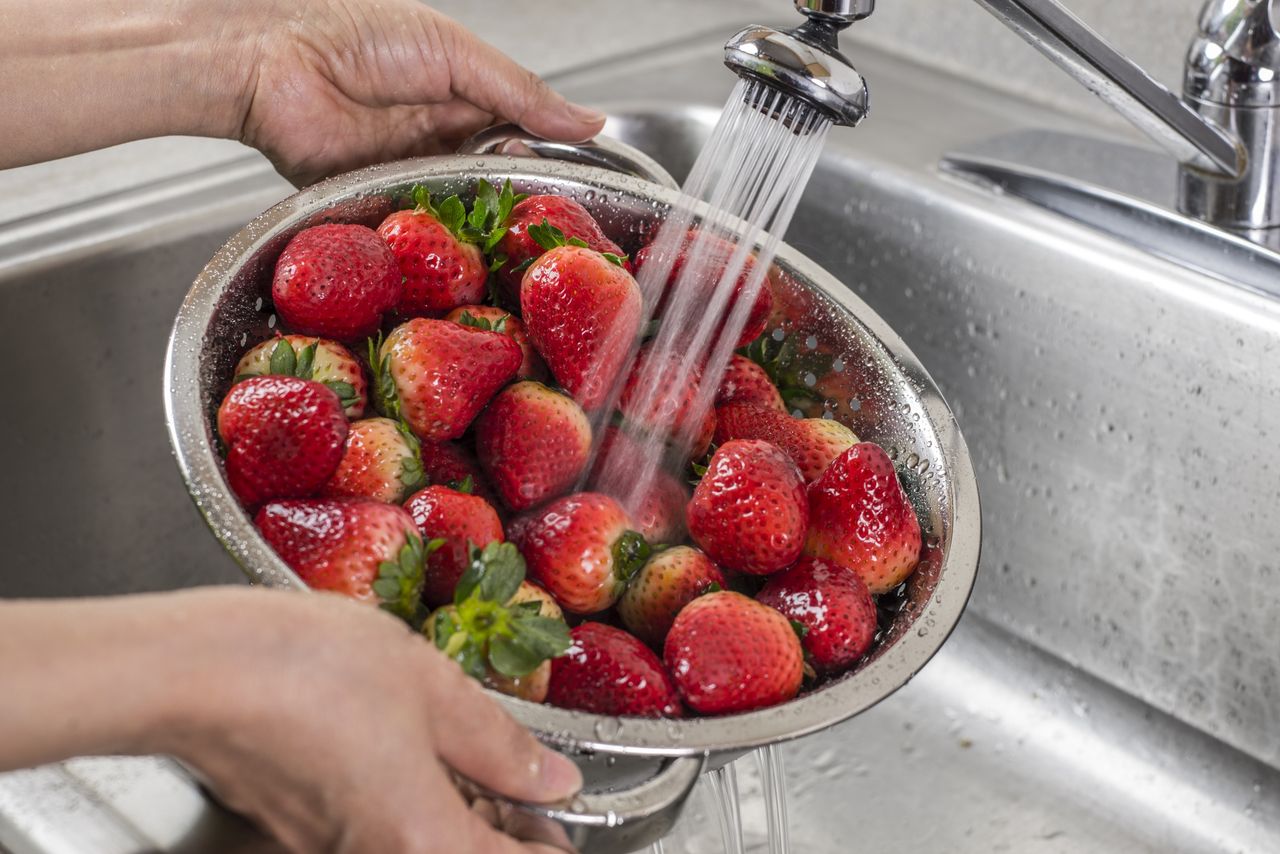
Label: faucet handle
xmin=793 ymin=0 xmax=875 ymax=23
xmin=1186 ymin=0 xmax=1280 ymax=107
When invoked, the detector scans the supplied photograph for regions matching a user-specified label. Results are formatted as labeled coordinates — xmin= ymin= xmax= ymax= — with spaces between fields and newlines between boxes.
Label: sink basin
xmin=2 ymin=33 xmax=1279 ymax=854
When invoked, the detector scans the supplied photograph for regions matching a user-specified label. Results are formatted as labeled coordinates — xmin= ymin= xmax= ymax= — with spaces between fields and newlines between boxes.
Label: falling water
xmin=756 ymin=745 xmax=790 ymax=854
xmin=708 ymin=762 xmax=745 ymax=854
xmin=583 ymin=78 xmax=831 ymax=506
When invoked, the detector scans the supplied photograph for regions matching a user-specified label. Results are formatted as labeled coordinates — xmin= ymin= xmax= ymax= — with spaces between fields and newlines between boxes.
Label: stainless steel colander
xmin=164 ymin=141 xmax=980 ymax=853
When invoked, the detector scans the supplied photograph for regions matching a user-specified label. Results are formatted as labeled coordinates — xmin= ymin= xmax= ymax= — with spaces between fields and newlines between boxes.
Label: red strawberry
xmin=514 ymin=492 xmax=650 ymax=614
xmin=714 ymin=403 xmax=858 ymax=483
xmin=618 ymin=546 xmax=727 ymax=648
xmin=497 ymin=195 xmax=628 ymax=302
xmin=217 ymin=376 xmax=348 ymax=507
xmin=635 ymin=228 xmax=772 ymax=349
xmin=618 ymin=345 xmax=716 ymax=461
xmin=255 ymin=498 xmax=427 ymax=622
xmin=521 ymin=233 xmax=642 ymax=412
xmin=418 ymin=441 xmax=500 ymax=507
xmin=664 ymin=590 xmax=803 ymax=715
xmin=235 ymin=335 xmax=367 ymax=418
xmin=687 ymin=439 xmax=807 ymax=575
xmin=372 ymin=318 xmax=521 ymax=441
xmin=756 ymin=557 xmax=876 ymax=675
xmin=404 ymin=484 xmax=505 ymax=606
xmin=446 ymin=305 xmax=546 ymax=381
xmin=377 ymin=183 xmax=514 ymax=318
xmin=475 ymin=381 xmax=592 ymax=511
xmin=589 ymin=426 xmax=689 ymax=544
xmin=804 ymin=443 xmax=922 ymax=594
xmin=271 ymin=224 xmax=400 ymax=342
xmin=319 ymin=417 xmax=424 ymax=504
xmin=547 ymin=622 xmax=682 ymax=717
xmin=717 ymin=354 xmax=785 ymax=413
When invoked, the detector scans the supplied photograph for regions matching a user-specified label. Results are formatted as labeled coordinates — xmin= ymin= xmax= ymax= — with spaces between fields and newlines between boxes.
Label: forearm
xmin=0 ymin=0 xmax=258 ymax=169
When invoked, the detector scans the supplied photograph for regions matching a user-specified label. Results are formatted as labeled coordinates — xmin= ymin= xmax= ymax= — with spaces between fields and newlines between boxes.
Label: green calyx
xmin=455 ymin=310 xmax=509 ymax=335
xmin=367 ymin=333 xmax=403 ymax=423
xmin=739 ymin=331 xmax=834 ymax=411
xmin=395 ymin=420 xmax=426 ymax=492
xmin=410 ymin=179 xmax=522 ymax=254
xmin=429 ymin=542 xmax=570 ymax=680
xmin=239 ymin=339 xmax=359 ymax=410
xmin=526 ymin=219 xmax=628 ymax=268
xmin=687 ymin=444 xmax=716 ymax=488
xmin=611 ymin=530 xmax=652 ymax=585
xmin=449 ymin=474 xmax=475 ymax=495
xmin=373 ymin=534 xmax=443 ymax=625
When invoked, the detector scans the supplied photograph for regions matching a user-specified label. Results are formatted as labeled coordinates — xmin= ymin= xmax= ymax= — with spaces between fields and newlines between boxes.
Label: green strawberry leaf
xmin=453 ymin=541 xmax=524 ymax=608
xmin=375 ymin=534 xmax=429 ymax=625
xmin=475 ymin=179 xmax=500 ymax=223
xmin=436 ymin=196 xmax=467 ymax=237
xmin=737 ymin=330 xmax=834 ymax=414
xmin=294 ymin=343 xmax=317 ymax=380
xmin=455 ymin=310 xmax=491 ymax=331
xmin=705 ymin=582 xmax=723 ymax=594
xmin=612 ymin=530 xmax=652 ymax=584
xmin=367 ymin=334 xmax=404 ymax=423
xmin=511 ymin=614 xmax=572 ymax=658
xmin=412 ymin=184 xmax=435 ymax=215
xmin=527 ymin=219 xmax=567 ymax=251
xmin=492 ymin=314 xmax=508 ymax=334
xmin=511 ymin=256 xmax=536 ymax=275
xmin=487 ymin=251 xmax=508 ymax=272
xmin=232 ymin=373 xmax=255 ymax=385
xmin=601 ymin=252 xmax=627 ymax=267
xmin=453 ymin=474 xmax=475 ymax=495
xmin=269 ymin=339 xmax=296 ymax=377
xmin=497 ymin=180 xmax=519 ymax=225
xmin=455 ymin=640 xmax=489 ymax=681
xmin=566 ymin=236 xmax=589 ymax=249
xmin=322 ymin=380 xmax=359 ymax=411
xmin=513 ymin=599 xmax=543 ymax=616
xmin=789 ymin=619 xmax=810 ymax=641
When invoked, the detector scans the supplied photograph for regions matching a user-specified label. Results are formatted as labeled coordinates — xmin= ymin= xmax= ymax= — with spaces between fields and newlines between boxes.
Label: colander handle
xmin=456 ymin=753 xmax=706 ymax=853
xmin=458 ymin=123 xmax=680 ymax=191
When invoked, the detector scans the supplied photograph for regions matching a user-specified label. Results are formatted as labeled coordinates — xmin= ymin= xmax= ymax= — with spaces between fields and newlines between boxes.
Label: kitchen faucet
xmin=723 ymin=0 xmax=1280 ymax=246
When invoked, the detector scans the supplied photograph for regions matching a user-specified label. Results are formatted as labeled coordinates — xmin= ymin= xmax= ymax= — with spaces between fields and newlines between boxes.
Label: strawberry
xmin=618 ymin=345 xmax=716 ymax=461
xmin=635 ymin=228 xmax=772 ymax=350
xmin=804 ymin=443 xmax=922 ymax=594
xmin=717 ymin=354 xmax=785 ymax=413
xmin=714 ymin=403 xmax=858 ymax=483
xmin=271 ymin=223 xmax=400 ymax=342
xmin=418 ymin=441 xmax=500 ymax=507
xmin=546 ymin=622 xmax=682 ymax=717
xmin=756 ymin=557 xmax=877 ymax=675
xmin=618 ymin=546 xmax=727 ymax=648
xmin=234 ymin=335 xmax=367 ymax=418
xmin=370 ymin=318 xmax=521 ymax=441
xmin=497 ymin=195 xmax=628 ymax=303
xmin=475 ymin=381 xmax=592 ymax=511
xmin=255 ymin=498 xmax=433 ymax=623
xmin=427 ymin=541 xmax=571 ymax=701
xmin=663 ymin=590 xmax=803 ymax=715
xmin=404 ymin=484 xmax=505 ymax=606
xmin=521 ymin=228 xmax=642 ymax=412
xmin=377 ymin=181 xmax=517 ymax=318
xmin=589 ymin=426 xmax=689 ymax=544
xmin=319 ymin=417 xmax=424 ymax=504
xmin=509 ymin=580 xmax=564 ymax=621
xmin=217 ymin=376 xmax=348 ymax=507
xmin=446 ymin=305 xmax=546 ymax=381
xmin=513 ymin=492 xmax=650 ymax=614
xmin=686 ymin=439 xmax=807 ymax=575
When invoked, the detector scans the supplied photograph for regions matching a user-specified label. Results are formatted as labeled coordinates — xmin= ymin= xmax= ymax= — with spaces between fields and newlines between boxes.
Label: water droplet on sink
xmin=594 ymin=718 xmax=623 ymax=740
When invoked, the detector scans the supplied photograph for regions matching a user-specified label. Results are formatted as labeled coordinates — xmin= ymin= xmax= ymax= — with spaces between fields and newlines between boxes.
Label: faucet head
xmin=1185 ymin=0 xmax=1280 ymax=107
xmin=794 ymin=0 xmax=876 ymax=23
xmin=724 ymin=19 xmax=869 ymax=127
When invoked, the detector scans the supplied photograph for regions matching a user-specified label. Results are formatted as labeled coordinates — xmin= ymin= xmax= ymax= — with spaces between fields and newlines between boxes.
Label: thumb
xmin=436 ymin=16 xmax=606 ymax=142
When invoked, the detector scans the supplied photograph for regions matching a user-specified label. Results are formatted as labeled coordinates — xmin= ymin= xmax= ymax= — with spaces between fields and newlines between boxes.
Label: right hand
xmin=149 ymin=587 xmax=582 ymax=853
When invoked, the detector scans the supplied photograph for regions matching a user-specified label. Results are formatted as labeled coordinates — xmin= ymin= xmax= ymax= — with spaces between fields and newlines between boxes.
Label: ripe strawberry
xmin=589 ymin=427 xmax=689 ymax=544
xmin=418 ymin=441 xmax=500 ymax=508
xmin=271 ymin=223 xmax=400 ymax=342
xmin=217 ymin=376 xmax=348 ymax=507
xmin=319 ymin=417 xmax=424 ymax=504
xmin=804 ymin=443 xmax=922 ymax=594
xmin=687 ymin=439 xmax=807 ymax=575
xmin=618 ymin=546 xmax=727 ymax=648
xmin=255 ymin=498 xmax=431 ymax=623
xmin=427 ymin=541 xmax=571 ymax=701
xmin=756 ymin=557 xmax=877 ymax=675
xmin=513 ymin=492 xmax=650 ymax=614
xmin=446 ymin=305 xmax=546 ymax=381
xmin=234 ymin=335 xmax=367 ymax=418
xmin=521 ymin=228 xmax=642 ymax=412
xmin=405 ymin=484 xmax=505 ymax=606
xmin=635 ymin=228 xmax=772 ymax=349
xmin=618 ymin=345 xmax=716 ymax=461
xmin=475 ymin=381 xmax=592 ymax=511
xmin=717 ymin=354 xmax=785 ymax=413
xmin=714 ymin=403 xmax=858 ymax=483
xmin=371 ymin=318 xmax=521 ymax=441
xmin=377 ymin=181 xmax=517 ymax=318
xmin=664 ymin=590 xmax=803 ymax=715
xmin=547 ymin=622 xmax=682 ymax=717
xmin=497 ymin=195 xmax=628 ymax=303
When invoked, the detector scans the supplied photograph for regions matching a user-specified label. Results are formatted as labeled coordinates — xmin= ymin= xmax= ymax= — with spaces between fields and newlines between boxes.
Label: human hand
xmin=229 ymin=0 xmax=606 ymax=186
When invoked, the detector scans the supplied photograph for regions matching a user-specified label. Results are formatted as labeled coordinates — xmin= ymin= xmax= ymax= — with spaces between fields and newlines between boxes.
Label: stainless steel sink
xmin=3 ymin=32 xmax=1279 ymax=854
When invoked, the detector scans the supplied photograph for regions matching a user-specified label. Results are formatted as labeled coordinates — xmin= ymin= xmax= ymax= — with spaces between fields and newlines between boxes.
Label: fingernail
xmin=566 ymin=102 xmax=607 ymax=125
xmin=538 ymin=749 xmax=584 ymax=799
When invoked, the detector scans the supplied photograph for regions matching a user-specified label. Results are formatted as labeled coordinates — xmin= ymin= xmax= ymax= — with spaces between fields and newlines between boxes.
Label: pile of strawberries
xmin=215 ymin=179 xmax=923 ymax=719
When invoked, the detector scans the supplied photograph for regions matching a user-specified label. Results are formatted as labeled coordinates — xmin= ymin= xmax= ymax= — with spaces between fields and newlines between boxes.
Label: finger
xmin=466 ymin=808 xmax=578 ymax=854
xmin=433 ymin=15 xmax=605 ymax=142
xmin=429 ymin=662 xmax=582 ymax=803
